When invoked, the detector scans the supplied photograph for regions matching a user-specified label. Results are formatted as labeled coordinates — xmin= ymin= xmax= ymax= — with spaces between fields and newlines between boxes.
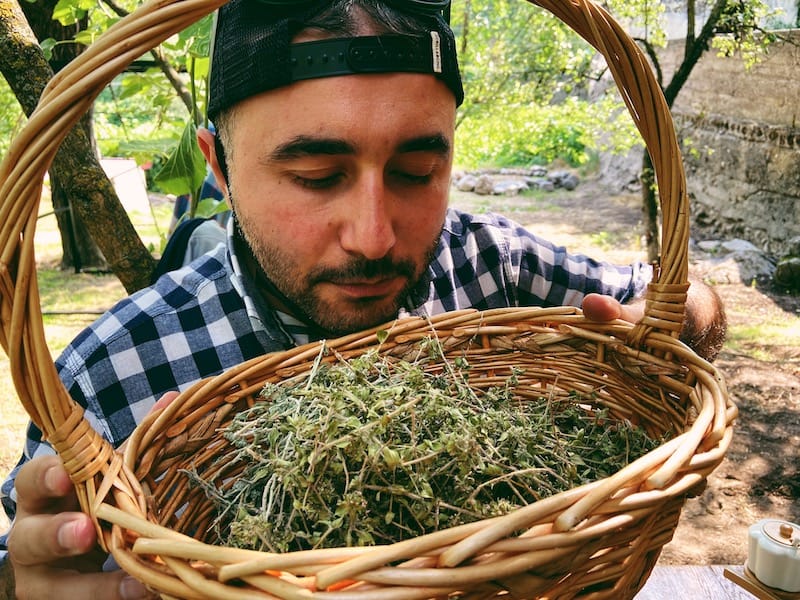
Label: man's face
xmin=215 ymin=73 xmax=456 ymax=335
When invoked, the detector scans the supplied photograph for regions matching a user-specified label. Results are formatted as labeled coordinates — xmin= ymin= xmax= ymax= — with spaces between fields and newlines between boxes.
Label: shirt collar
xmin=224 ymin=218 xmax=302 ymax=348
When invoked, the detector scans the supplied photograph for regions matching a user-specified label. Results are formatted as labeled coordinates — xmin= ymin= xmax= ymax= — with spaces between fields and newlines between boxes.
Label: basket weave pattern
xmin=0 ymin=0 xmax=735 ymax=598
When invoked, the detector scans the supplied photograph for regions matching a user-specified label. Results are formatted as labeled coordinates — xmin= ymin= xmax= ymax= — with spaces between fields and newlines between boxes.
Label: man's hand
xmin=8 ymin=456 xmax=154 ymax=600
xmin=582 ymin=280 xmax=727 ymax=362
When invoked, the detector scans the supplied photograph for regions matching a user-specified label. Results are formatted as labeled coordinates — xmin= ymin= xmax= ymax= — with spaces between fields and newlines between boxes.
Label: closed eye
xmin=388 ymin=155 xmax=443 ymax=186
xmin=290 ymin=173 xmax=345 ymax=189
xmin=390 ymin=171 xmax=433 ymax=185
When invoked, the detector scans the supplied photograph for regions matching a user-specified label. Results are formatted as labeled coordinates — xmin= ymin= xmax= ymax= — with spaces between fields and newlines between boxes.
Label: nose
xmin=338 ymin=174 xmax=397 ymax=260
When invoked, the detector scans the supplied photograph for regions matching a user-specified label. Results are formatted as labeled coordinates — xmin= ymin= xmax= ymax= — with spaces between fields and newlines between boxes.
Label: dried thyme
xmin=195 ymin=341 xmax=661 ymax=552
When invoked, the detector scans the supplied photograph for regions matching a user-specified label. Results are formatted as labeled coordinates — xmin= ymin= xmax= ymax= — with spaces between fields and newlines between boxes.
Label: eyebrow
xmin=268 ymin=133 xmax=451 ymax=162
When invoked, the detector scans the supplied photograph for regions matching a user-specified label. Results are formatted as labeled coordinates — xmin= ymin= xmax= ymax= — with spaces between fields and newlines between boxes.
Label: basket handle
xmin=534 ymin=0 xmax=690 ymax=349
xmin=0 ymin=0 xmax=229 ymax=508
xmin=0 ymin=0 xmax=687 ymax=497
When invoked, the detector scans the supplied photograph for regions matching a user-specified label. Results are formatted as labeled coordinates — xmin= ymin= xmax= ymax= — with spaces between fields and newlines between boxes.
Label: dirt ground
xmin=452 ymin=179 xmax=800 ymax=567
xmin=663 ymin=282 xmax=800 ymax=565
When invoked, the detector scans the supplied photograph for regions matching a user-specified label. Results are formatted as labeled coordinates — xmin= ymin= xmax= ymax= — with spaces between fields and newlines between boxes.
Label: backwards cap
xmin=207 ymin=0 xmax=464 ymax=120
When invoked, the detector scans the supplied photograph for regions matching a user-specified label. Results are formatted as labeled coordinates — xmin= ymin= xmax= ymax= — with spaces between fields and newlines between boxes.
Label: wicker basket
xmin=0 ymin=0 xmax=735 ymax=598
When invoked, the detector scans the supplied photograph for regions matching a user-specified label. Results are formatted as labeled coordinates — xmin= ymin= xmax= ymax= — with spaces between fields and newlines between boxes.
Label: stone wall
xmin=660 ymin=31 xmax=800 ymax=256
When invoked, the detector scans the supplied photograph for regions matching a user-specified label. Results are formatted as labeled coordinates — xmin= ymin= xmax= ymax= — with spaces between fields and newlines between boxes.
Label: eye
xmin=288 ymin=170 xmax=345 ymax=190
xmin=291 ymin=174 xmax=343 ymax=189
xmin=388 ymin=157 xmax=441 ymax=186
xmin=393 ymin=171 xmax=433 ymax=185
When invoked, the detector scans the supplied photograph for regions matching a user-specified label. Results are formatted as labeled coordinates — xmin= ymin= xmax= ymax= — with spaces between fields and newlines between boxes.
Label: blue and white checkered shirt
xmin=0 ymin=208 xmax=651 ymax=552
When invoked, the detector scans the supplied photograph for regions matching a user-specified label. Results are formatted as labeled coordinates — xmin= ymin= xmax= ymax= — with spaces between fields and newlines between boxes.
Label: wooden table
xmin=636 ymin=565 xmax=798 ymax=599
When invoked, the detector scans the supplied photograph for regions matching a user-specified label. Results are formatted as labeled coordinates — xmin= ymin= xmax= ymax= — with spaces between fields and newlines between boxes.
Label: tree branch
xmin=101 ymin=0 xmax=198 ymax=122
xmin=663 ymin=0 xmax=729 ymax=106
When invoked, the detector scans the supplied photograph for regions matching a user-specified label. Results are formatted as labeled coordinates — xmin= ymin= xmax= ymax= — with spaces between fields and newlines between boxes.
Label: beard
xmin=233 ymin=205 xmax=440 ymax=337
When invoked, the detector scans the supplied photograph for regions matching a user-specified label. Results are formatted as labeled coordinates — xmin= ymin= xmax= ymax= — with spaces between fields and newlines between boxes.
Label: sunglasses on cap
xmin=256 ymin=0 xmax=451 ymax=22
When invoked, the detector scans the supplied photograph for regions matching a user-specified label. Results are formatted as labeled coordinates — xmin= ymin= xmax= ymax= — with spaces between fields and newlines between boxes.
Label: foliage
xmin=450 ymin=0 xmax=650 ymax=169
xmin=455 ymin=95 xmax=640 ymax=169
xmin=196 ymin=342 xmax=661 ymax=552
xmin=94 ymin=71 xmax=189 ymax=160
xmin=712 ymin=0 xmax=781 ymax=69
xmin=0 ymin=78 xmax=24 ymax=158
xmin=453 ymin=2 xmax=598 ymax=114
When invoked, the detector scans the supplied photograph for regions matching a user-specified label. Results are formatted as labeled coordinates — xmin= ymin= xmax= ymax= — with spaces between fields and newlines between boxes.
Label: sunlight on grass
xmin=0 ymin=355 xmax=29 ymax=480
xmin=726 ymin=319 xmax=800 ymax=361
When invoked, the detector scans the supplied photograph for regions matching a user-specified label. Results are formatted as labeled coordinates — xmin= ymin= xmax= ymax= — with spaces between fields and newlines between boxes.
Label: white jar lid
xmin=748 ymin=519 xmax=800 ymax=593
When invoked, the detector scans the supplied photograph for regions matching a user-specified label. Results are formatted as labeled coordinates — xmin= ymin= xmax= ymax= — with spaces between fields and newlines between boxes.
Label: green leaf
xmin=52 ymin=0 xmax=85 ymax=25
xmin=39 ymin=38 xmax=57 ymax=61
xmin=73 ymin=30 xmax=95 ymax=46
xmin=189 ymin=56 xmax=210 ymax=80
xmin=195 ymin=197 xmax=228 ymax=219
xmin=178 ymin=14 xmax=214 ymax=57
xmin=376 ymin=330 xmax=389 ymax=344
xmin=152 ymin=121 xmax=207 ymax=197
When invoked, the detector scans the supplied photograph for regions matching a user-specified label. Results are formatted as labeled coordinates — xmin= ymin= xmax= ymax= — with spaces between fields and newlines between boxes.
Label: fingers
xmin=8 ymin=512 xmax=96 ymax=566
xmin=14 ymin=568 xmax=153 ymax=600
xmin=9 ymin=457 xmax=157 ymax=599
xmin=14 ymin=455 xmax=77 ymax=515
xmin=581 ymin=293 xmax=644 ymax=324
xmin=152 ymin=390 xmax=180 ymax=412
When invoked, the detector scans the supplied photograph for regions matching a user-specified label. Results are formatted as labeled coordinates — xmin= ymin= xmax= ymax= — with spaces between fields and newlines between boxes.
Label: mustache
xmin=309 ymin=256 xmax=416 ymax=284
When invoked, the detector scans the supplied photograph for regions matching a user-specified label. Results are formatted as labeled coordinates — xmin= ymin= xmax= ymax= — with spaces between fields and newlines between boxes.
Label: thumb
xmin=582 ymin=294 xmax=644 ymax=324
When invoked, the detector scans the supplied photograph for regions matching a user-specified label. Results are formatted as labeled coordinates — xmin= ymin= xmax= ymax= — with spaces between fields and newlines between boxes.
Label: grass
xmin=726 ymin=320 xmax=800 ymax=361
xmin=450 ymin=188 xmax=561 ymax=217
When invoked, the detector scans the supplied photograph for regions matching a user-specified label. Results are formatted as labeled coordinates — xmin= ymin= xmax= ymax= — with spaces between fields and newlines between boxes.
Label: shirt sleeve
xmin=506 ymin=218 xmax=653 ymax=307
xmin=425 ymin=210 xmax=652 ymax=313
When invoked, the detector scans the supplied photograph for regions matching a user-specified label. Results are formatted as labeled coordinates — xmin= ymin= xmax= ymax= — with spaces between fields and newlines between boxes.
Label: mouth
xmin=328 ymin=277 xmax=406 ymax=301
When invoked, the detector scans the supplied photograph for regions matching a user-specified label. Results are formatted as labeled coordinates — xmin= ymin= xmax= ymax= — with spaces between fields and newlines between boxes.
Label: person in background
xmin=1 ymin=1 xmax=726 ymax=598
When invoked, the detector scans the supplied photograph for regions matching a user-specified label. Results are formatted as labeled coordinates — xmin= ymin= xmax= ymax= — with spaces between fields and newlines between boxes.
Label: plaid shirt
xmin=0 ymin=208 xmax=651 ymax=550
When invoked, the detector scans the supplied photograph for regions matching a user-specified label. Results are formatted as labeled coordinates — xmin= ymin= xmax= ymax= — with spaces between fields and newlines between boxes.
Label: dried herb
xmin=193 ymin=339 xmax=660 ymax=552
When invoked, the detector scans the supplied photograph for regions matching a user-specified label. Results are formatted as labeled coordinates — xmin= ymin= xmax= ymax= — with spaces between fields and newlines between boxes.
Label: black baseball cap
xmin=207 ymin=0 xmax=464 ymax=120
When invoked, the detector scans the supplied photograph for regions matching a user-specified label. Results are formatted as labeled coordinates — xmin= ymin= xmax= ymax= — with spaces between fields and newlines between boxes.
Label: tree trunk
xmin=640 ymin=151 xmax=660 ymax=263
xmin=0 ymin=0 xmax=157 ymax=293
xmin=639 ymin=0 xmax=729 ymax=261
xmin=20 ymin=0 xmax=107 ymax=271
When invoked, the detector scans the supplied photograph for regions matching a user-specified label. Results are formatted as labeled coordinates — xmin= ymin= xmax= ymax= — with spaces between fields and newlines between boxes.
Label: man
xmin=1 ymin=1 xmax=726 ymax=598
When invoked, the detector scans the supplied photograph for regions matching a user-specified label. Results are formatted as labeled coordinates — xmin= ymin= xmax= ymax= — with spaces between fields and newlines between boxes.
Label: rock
xmin=696 ymin=240 xmax=724 ymax=253
xmin=549 ymin=170 xmax=580 ymax=191
xmin=499 ymin=168 xmax=530 ymax=176
xmin=784 ymin=236 xmax=800 ymax=258
xmin=455 ymin=174 xmax=478 ymax=192
xmin=530 ymin=165 xmax=548 ymax=177
xmin=527 ymin=177 xmax=556 ymax=192
xmin=473 ymin=174 xmax=494 ymax=195
xmin=702 ymin=250 xmax=776 ymax=285
xmin=450 ymin=167 xmax=580 ymax=195
xmin=721 ymin=239 xmax=762 ymax=254
xmin=492 ymin=179 xmax=529 ymax=195
xmin=775 ymin=257 xmax=800 ymax=291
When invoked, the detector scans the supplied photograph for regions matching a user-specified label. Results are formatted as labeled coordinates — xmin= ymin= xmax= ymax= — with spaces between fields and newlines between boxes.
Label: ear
xmin=197 ymin=127 xmax=230 ymax=197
